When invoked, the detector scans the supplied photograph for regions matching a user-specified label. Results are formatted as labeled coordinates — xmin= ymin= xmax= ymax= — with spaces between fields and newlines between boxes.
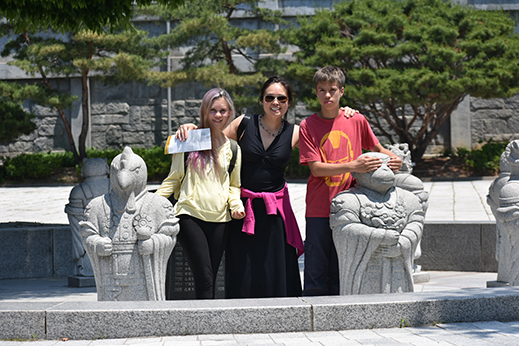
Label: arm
xmin=228 ymin=146 xmax=245 ymax=219
xmin=372 ymin=143 xmax=402 ymax=172
xmin=307 ymin=155 xmax=383 ymax=178
xmin=155 ymin=153 xmax=184 ymax=199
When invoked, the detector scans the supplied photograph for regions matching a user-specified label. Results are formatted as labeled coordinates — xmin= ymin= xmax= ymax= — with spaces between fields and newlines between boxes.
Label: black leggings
xmin=177 ymin=215 xmax=228 ymax=299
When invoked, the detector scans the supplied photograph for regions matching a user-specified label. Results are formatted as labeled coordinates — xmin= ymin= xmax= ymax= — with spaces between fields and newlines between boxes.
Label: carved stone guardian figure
xmin=65 ymin=158 xmax=110 ymax=280
xmin=493 ymin=140 xmax=519 ymax=286
xmin=386 ymin=143 xmax=429 ymax=282
xmin=330 ymin=152 xmax=425 ymax=295
xmin=487 ymin=147 xmax=511 ymax=286
xmin=80 ymin=147 xmax=179 ymax=301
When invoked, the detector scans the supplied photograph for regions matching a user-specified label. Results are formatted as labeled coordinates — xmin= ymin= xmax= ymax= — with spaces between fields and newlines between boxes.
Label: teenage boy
xmin=299 ymin=66 xmax=402 ymax=296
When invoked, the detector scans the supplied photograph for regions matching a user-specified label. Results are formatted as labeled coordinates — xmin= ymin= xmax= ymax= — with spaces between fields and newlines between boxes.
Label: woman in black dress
xmin=223 ymin=77 xmax=303 ymax=298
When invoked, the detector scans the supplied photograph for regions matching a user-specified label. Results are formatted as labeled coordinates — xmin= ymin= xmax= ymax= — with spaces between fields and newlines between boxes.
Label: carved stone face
xmin=110 ymin=147 xmax=147 ymax=197
xmin=352 ymin=152 xmax=394 ymax=194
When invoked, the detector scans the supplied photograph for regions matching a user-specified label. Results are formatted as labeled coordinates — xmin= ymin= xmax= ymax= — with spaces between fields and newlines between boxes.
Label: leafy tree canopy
xmin=0 ymin=81 xmax=74 ymax=143
xmin=287 ymin=0 xmax=519 ymax=160
xmin=139 ymin=0 xmax=288 ymax=111
xmin=0 ymin=0 xmax=184 ymax=34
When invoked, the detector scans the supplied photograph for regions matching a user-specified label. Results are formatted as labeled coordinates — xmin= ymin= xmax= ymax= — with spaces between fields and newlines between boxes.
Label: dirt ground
xmin=413 ymin=156 xmax=493 ymax=179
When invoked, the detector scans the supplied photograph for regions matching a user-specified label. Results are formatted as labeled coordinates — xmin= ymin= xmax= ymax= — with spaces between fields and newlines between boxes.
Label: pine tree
xmin=287 ymin=0 xmax=519 ymax=160
xmin=2 ymin=29 xmax=165 ymax=162
xmin=141 ymin=0 xmax=288 ymax=111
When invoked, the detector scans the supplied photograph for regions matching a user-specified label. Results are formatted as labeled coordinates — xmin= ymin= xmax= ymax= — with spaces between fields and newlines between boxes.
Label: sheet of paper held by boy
xmin=165 ymin=128 xmax=211 ymax=154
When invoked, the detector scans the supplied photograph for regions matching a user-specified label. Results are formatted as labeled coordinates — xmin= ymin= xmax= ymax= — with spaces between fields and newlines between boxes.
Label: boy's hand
xmin=340 ymin=106 xmax=358 ymax=119
xmin=175 ymin=124 xmax=198 ymax=141
xmin=388 ymin=156 xmax=402 ymax=172
xmin=353 ymin=155 xmax=382 ymax=173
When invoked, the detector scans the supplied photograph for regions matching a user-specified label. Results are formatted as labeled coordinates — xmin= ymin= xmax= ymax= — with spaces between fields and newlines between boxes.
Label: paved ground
xmin=0 ymin=179 xmax=497 ymax=233
xmin=1 ymin=178 xmax=515 ymax=345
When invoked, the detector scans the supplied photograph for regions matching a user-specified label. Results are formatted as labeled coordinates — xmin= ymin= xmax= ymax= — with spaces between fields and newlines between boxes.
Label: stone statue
xmin=386 ymin=143 xmax=429 ymax=213
xmin=487 ymin=149 xmax=511 ymax=285
xmin=493 ymin=141 xmax=519 ymax=286
xmin=65 ymin=158 xmax=110 ymax=277
xmin=386 ymin=143 xmax=429 ymax=279
xmin=330 ymin=152 xmax=425 ymax=295
xmin=80 ymin=147 xmax=179 ymax=301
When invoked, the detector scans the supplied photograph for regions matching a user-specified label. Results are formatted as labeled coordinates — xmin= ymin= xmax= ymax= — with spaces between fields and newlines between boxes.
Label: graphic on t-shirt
xmin=319 ymin=130 xmax=354 ymax=187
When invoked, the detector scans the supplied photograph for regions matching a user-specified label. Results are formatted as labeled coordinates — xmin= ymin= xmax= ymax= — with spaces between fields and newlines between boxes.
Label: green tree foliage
xmin=140 ymin=0 xmax=288 ymax=110
xmin=2 ymin=29 xmax=166 ymax=163
xmin=0 ymin=0 xmax=184 ymax=34
xmin=0 ymin=81 xmax=75 ymax=143
xmin=287 ymin=0 xmax=519 ymax=160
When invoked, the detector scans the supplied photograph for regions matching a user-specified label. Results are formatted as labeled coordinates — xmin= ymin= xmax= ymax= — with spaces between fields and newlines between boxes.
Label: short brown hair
xmin=313 ymin=66 xmax=345 ymax=89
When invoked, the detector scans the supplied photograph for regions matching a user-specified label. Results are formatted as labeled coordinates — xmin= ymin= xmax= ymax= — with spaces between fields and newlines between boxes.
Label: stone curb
xmin=2 ymin=287 xmax=519 ymax=340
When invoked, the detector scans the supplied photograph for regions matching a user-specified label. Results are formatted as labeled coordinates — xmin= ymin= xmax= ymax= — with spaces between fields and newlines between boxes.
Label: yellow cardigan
xmin=156 ymin=140 xmax=244 ymax=223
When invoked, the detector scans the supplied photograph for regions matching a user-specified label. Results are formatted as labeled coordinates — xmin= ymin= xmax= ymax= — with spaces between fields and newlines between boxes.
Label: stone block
xmin=0 ymin=302 xmax=50 ymax=340
xmin=53 ymin=227 xmax=75 ymax=277
xmin=307 ymin=287 xmax=519 ymax=331
xmin=0 ymin=227 xmax=54 ymax=279
xmin=0 ymin=224 xmax=74 ymax=279
xmin=415 ymin=222 xmax=497 ymax=272
xmin=45 ymin=298 xmax=311 ymax=339
xmin=91 ymin=102 xmax=130 ymax=115
xmin=68 ymin=276 xmax=96 ymax=287
xmin=471 ymin=97 xmax=504 ymax=110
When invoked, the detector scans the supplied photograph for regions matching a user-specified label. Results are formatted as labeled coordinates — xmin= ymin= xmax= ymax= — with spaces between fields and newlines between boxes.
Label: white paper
xmin=165 ymin=128 xmax=212 ymax=154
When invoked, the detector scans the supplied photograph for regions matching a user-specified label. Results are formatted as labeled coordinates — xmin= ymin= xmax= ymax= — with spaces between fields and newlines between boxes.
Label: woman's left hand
xmin=340 ymin=106 xmax=358 ymax=118
xmin=232 ymin=210 xmax=245 ymax=219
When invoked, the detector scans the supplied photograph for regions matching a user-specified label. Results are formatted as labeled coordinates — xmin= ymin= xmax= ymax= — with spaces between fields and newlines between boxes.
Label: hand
xmin=381 ymin=229 xmax=400 ymax=246
xmin=138 ymin=238 xmax=154 ymax=255
xmin=96 ymin=237 xmax=113 ymax=256
xmin=340 ymin=106 xmax=358 ymax=119
xmin=380 ymin=244 xmax=401 ymax=258
xmin=352 ymin=155 xmax=382 ymax=173
xmin=175 ymin=124 xmax=198 ymax=141
xmin=232 ymin=210 xmax=245 ymax=219
xmin=388 ymin=155 xmax=402 ymax=172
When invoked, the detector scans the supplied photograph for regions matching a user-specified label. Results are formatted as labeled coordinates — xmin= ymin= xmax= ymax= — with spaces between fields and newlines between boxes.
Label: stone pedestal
xmin=68 ymin=275 xmax=95 ymax=287
xmin=487 ymin=280 xmax=511 ymax=288
xmin=165 ymin=243 xmax=225 ymax=300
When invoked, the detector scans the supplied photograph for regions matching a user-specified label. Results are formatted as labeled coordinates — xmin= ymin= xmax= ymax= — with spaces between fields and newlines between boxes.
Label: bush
xmin=0 ymin=151 xmax=76 ymax=181
xmin=455 ymin=140 xmax=507 ymax=175
xmin=0 ymin=145 xmax=308 ymax=183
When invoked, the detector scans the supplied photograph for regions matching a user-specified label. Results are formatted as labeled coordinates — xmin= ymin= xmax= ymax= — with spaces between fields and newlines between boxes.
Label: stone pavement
xmin=1 ymin=178 xmax=516 ymax=345
xmin=0 ymin=321 xmax=519 ymax=345
xmin=0 ymin=178 xmax=497 ymax=234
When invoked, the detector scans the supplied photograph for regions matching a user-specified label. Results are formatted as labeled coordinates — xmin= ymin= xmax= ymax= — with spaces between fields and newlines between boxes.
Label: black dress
xmin=225 ymin=114 xmax=302 ymax=298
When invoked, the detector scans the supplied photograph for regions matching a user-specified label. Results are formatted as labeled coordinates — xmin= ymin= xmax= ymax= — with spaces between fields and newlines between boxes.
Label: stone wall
xmin=471 ymin=94 xmax=519 ymax=147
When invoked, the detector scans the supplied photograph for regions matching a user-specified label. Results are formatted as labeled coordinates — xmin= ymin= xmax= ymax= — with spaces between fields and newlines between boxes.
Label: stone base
xmin=68 ymin=275 xmax=95 ymax=287
xmin=487 ymin=280 xmax=511 ymax=288
xmin=413 ymin=271 xmax=430 ymax=284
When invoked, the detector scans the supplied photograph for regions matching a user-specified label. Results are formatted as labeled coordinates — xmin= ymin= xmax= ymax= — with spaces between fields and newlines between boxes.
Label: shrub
xmin=456 ymin=140 xmax=507 ymax=175
xmin=0 ymin=145 xmax=307 ymax=183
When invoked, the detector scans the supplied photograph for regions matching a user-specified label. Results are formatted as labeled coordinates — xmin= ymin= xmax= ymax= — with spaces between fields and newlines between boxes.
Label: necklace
xmin=259 ymin=114 xmax=284 ymax=137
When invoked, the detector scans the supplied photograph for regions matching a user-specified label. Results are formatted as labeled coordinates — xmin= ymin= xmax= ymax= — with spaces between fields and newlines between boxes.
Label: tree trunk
xmin=78 ymin=70 xmax=89 ymax=161
xmin=24 ymin=31 xmax=81 ymax=164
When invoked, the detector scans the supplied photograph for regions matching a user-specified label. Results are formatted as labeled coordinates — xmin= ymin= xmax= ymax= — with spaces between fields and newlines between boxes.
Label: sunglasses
xmin=264 ymin=95 xmax=288 ymax=103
